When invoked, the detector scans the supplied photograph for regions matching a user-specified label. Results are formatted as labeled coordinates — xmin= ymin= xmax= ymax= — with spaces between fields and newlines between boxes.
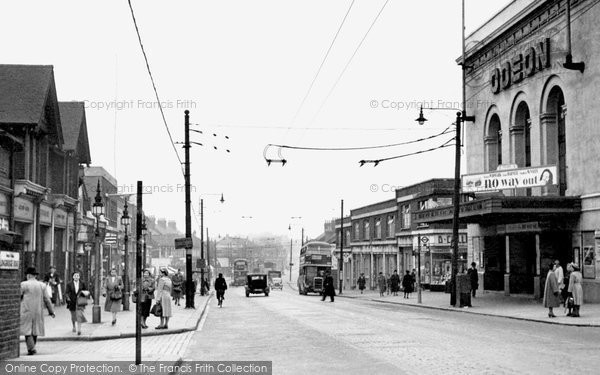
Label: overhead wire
xmin=308 ymin=0 xmax=391 ymax=126
xmin=290 ymin=0 xmax=356 ymax=126
xmin=359 ymin=137 xmax=456 ymax=166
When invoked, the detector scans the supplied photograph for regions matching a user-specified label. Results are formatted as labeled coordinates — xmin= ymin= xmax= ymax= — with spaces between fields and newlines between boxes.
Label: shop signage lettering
xmin=14 ymin=198 xmax=34 ymax=221
xmin=490 ymin=38 xmax=550 ymax=94
xmin=40 ymin=204 xmax=52 ymax=225
xmin=0 ymin=251 xmax=20 ymax=270
xmin=462 ymin=165 xmax=557 ymax=193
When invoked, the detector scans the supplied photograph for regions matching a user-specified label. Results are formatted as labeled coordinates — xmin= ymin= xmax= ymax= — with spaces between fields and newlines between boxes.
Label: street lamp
xmin=120 ymin=200 xmax=131 ymax=311
xmin=92 ymin=180 xmax=104 ymax=323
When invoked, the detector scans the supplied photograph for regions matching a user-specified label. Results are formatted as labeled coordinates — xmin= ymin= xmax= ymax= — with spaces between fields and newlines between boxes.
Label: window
xmin=364 ymin=221 xmax=370 ymax=240
xmin=345 ymin=229 xmax=351 ymax=245
xmin=375 ymin=218 xmax=381 ymax=239
xmin=354 ymin=223 xmax=360 ymax=240
xmin=387 ymin=215 xmax=395 ymax=238
xmin=486 ymin=113 xmax=502 ymax=171
xmin=401 ymin=204 xmax=411 ymax=229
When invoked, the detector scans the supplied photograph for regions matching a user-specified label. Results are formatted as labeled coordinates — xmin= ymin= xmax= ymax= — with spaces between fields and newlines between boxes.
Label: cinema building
xmin=418 ymin=0 xmax=600 ymax=301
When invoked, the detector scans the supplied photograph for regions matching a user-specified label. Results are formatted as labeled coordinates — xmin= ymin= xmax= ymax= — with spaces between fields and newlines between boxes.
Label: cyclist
xmin=214 ymin=273 xmax=228 ymax=307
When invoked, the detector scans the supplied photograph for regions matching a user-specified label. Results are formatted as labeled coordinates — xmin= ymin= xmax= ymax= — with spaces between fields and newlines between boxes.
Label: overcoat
xmin=357 ymin=276 xmax=366 ymax=290
xmin=543 ymin=270 xmax=561 ymax=308
xmin=20 ymin=279 xmax=54 ymax=336
xmin=171 ymin=273 xmax=184 ymax=299
xmin=402 ymin=274 xmax=414 ymax=293
xmin=568 ymin=271 xmax=584 ymax=306
xmin=104 ymin=276 xmax=124 ymax=312
xmin=156 ymin=276 xmax=173 ymax=317
xmin=390 ymin=274 xmax=400 ymax=293
xmin=65 ymin=281 xmax=88 ymax=311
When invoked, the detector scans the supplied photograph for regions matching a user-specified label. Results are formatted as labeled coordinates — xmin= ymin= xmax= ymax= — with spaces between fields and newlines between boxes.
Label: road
xmin=183 ymin=285 xmax=600 ymax=375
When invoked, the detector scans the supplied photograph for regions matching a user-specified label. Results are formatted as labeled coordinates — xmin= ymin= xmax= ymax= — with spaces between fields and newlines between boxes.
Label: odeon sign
xmin=490 ymin=38 xmax=550 ymax=94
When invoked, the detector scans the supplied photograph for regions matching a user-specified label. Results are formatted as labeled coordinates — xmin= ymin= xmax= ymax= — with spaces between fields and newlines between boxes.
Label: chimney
xmin=168 ymin=220 xmax=178 ymax=231
xmin=157 ymin=218 xmax=167 ymax=229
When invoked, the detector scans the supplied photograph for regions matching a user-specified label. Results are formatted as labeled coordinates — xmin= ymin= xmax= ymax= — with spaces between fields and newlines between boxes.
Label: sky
xmin=3 ymin=0 xmax=513 ymax=240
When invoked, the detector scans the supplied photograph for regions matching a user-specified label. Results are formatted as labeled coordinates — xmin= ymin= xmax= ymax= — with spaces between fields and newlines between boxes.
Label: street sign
xmin=105 ymin=233 xmax=117 ymax=245
xmin=175 ymin=237 xmax=193 ymax=249
xmin=196 ymin=258 xmax=206 ymax=269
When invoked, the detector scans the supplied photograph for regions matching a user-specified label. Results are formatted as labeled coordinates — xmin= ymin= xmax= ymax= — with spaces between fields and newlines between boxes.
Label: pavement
xmin=29 ymin=292 xmax=212 ymax=341
xmin=289 ymin=283 xmax=600 ymax=327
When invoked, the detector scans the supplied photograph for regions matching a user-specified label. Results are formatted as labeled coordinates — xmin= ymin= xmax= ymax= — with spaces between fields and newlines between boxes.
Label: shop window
xmin=582 ymin=231 xmax=595 ymax=279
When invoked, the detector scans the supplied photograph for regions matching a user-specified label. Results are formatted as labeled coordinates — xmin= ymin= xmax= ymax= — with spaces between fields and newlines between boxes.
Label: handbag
xmin=150 ymin=301 xmax=162 ymax=317
xmin=76 ymin=295 xmax=88 ymax=307
xmin=132 ymin=290 xmax=138 ymax=304
xmin=110 ymin=288 xmax=123 ymax=300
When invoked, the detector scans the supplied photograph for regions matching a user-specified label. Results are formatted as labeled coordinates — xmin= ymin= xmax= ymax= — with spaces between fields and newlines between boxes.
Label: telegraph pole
xmin=339 ymin=199 xmax=344 ymax=295
xmin=135 ymin=181 xmax=143 ymax=364
xmin=184 ymin=110 xmax=194 ymax=308
xmin=200 ymin=198 xmax=205 ymax=296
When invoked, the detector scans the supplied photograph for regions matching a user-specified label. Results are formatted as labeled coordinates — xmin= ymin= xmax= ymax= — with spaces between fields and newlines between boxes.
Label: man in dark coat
xmin=467 ymin=262 xmax=479 ymax=297
xmin=357 ymin=273 xmax=366 ymax=294
xmin=321 ymin=271 xmax=335 ymax=302
xmin=390 ymin=270 xmax=401 ymax=296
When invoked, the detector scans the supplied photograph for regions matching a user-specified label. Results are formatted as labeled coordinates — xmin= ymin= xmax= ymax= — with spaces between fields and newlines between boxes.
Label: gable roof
xmin=58 ymin=101 xmax=91 ymax=164
xmin=0 ymin=65 xmax=54 ymax=124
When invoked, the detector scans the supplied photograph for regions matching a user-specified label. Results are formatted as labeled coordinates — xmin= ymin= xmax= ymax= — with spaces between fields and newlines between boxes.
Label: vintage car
xmin=270 ymin=277 xmax=283 ymax=290
xmin=245 ymin=273 xmax=270 ymax=297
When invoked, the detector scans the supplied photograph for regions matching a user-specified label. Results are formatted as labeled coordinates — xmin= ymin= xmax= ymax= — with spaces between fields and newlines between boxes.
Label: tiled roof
xmin=58 ymin=101 xmax=91 ymax=164
xmin=0 ymin=65 xmax=54 ymax=124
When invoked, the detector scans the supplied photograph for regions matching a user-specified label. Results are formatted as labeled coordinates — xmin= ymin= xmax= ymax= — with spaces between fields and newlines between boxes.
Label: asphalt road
xmin=182 ymin=285 xmax=600 ymax=375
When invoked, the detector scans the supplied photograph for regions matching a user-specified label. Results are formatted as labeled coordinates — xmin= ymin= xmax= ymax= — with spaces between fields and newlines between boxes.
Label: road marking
xmin=196 ymin=305 xmax=209 ymax=332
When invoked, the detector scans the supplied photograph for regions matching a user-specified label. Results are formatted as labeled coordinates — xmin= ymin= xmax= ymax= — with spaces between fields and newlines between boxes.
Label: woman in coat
xmin=171 ymin=270 xmax=184 ymax=306
xmin=567 ymin=263 xmax=583 ymax=317
xmin=155 ymin=268 xmax=173 ymax=329
xmin=543 ymin=262 xmax=561 ymax=317
xmin=21 ymin=267 xmax=55 ymax=355
xmin=390 ymin=271 xmax=400 ymax=296
xmin=402 ymin=271 xmax=414 ymax=299
xmin=357 ymin=273 xmax=366 ymax=294
xmin=377 ymin=272 xmax=387 ymax=297
xmin=65 ymin=271 xmax=90 ymax=335
xmin=140 ymin=269 xmax=155 ymax=329
xmin=103 ymin=268 xmax=124 ymax=325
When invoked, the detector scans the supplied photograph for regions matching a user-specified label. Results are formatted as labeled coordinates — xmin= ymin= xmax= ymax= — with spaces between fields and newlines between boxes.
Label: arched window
xmin=511 ymin=101 xmax=532 ymax=195
xmin=541 ymin=85 xmax=567 ymax=196
xmin=485 ymin=114 xmax=502 ymax=171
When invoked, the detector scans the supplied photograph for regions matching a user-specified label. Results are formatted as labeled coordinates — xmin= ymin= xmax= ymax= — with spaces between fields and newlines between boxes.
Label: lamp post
xmin=92 ymin=180 xmax=104 ymax=324
xmin=121 ymin=200 xmax=131 ymax=311
xmin=416 ymin=234 xmax=429 ymax=304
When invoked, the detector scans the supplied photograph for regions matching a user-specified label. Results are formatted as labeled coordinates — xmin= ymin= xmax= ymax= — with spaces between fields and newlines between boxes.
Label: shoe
xmin=155 ymin=325 xmax=164 ymax=329
xmin=77 ymin=331 xmax=81 ymax=336
xmin=548 ymin=313 xmax=556 ymax=318
xmin=141 ymin=323 xmax=148 ymax=329
xmin=27 ymin=350 xmax=36 ymax=355
xmin=112 ymin=320 xmax=116 ymax=326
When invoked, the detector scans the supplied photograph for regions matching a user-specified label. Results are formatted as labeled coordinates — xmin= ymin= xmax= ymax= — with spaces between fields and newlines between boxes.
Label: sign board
xmin=104 ymin=233 xmax=117 ymax=245
xmin=175 ymin=237 xmax=193 ymax=249
xmin=462 ymin=165 xmax=557 ymax=193
xmin=0 ymin=251 xmax=20 ymax=270
xmin=196 ymin=258 xmax=206 ymax=269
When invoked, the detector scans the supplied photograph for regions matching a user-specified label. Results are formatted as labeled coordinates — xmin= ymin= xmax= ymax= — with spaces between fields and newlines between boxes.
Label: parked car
xmin=245 ymin=274 xmax=270 ymax=297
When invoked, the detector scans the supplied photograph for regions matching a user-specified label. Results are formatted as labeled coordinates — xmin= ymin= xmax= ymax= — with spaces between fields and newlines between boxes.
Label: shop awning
xmin=414 ymin=196 xmax=581 ymax=226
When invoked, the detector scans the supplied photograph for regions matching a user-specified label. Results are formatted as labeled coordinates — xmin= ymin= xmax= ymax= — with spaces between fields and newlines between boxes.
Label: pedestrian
xmin=554 ymin=260 xmax=565 ymax=303
xmin=467 ymin=262 xmax=479 ymax=297
xmin=377 ymin=272 xmax=386 ymax=297
xmin=402 ymin=271 xmax=414 ymax=299
xmin=156 ymin=268 xmax=173 ymax=329
xmin=543 ymin=262 xmax=560 ymax=318
xmin=357 ymin=273 xmax=366 ymax=294
xmin=103 ymin=268 xmax=124 ymax=326
xmin=65 ymin=270 xmax=89 ymax=335
xmin=21 ymin=267 xmax=55 ymax=355
xmin=410 ymin=269 xmax=417 ymax=292
xmin=139 ymin=269 xmax=156 ymax=329
xmin=43 ymin=266 xmax=62 ymax=306
xmin=214 ymin=273 xmax=228 ymax=307
xmin=567 ymin=263 xmax=583 ymax=317
xmin=171 ymin=269 xmax=184 ymax=306
xmin=321 ymin=271 xmax=335 ymax=302
xmin=390 ymin=270 xmax=400 ymax=296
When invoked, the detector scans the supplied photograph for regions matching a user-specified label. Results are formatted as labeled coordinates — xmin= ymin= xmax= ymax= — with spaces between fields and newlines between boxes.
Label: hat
xmin=25 ymin=267 xmax=39 ymax=275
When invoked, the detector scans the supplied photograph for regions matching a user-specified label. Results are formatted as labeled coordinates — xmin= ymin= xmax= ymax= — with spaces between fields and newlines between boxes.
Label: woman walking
xmin=139 ymin=269 xmax=155 ymax=329
xmin=103 ymin=268 xmax=124 ymax=326
xmin=377 ymin=272 xmax=386 ymax=297
xmin=155 ymin=268 xmax=173 ymax=329
xmin=171 ymin=270 xmax=184 ymax=306
xmin=402 ymin=271 xmax=414 ymax=299
xmin=567 ymin=263 xmax=583 ymax=317
xmin=543 ymin=262 xmax=560 ymax=318
xmin=65 ymin=271 xmax=89 ymax=335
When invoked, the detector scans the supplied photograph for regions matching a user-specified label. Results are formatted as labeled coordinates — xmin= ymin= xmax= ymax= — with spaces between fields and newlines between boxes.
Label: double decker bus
xmin=232 ymin=258 xmax=249 ymax=286
xmin=297 ymin=241 xmax=334 ymax=295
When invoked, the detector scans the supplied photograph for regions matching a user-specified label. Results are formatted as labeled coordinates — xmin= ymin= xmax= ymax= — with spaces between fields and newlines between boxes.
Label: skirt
xmin=70 ymin=308 xmax=88 ymax=324
xmin=104 ymin=296 xmax=122 ymax=313
xmin=159 ymin=294 xmax=172 ymax=318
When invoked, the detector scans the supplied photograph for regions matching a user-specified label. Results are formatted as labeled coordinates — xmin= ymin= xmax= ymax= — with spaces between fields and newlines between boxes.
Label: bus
xmin=297 ymin=241 xmax=334 ymax=295
xmin=232 ymin=258 xmax=249 ymax=286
